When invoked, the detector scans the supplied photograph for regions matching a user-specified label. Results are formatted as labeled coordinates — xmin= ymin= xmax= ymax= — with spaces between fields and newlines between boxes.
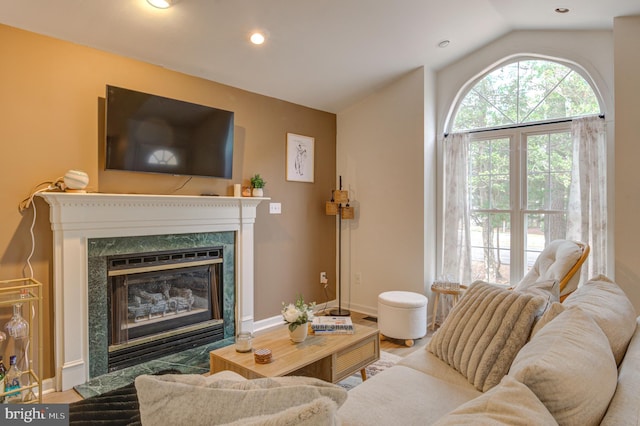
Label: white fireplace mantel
xmin=38 ymin=192 xmax=267 ymax=391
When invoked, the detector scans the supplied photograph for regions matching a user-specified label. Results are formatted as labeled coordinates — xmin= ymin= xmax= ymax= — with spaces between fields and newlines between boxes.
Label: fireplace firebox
xmin=107 ymin=247 xmax=225 ymax=371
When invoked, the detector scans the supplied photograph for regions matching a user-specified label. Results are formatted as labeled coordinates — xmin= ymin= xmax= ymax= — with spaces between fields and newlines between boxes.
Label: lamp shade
xmin=147 ymin=0 xmax=172 ymax=9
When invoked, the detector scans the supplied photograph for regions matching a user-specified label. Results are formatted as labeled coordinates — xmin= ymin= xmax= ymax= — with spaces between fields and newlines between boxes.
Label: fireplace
xmin=107 ymin=247 xmax=225 ymax=371
xmin=38 ymin=192 xmax=267 ymax=391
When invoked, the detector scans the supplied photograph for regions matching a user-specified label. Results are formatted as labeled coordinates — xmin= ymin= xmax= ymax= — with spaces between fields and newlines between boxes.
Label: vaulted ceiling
xmin=1 ymin=0 xmax=639 ymax=112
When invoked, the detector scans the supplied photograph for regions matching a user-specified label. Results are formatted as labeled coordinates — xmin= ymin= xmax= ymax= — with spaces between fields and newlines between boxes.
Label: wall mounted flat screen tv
xmin=105 ymin=85 xmax=234 ymax=179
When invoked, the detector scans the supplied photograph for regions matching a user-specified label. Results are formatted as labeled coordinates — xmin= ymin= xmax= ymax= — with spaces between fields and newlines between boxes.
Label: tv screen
xmin=105 ymin=85 xmax=234 ymax=179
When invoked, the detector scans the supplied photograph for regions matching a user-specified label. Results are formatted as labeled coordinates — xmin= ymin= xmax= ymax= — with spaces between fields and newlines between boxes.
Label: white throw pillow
xmin=562 ymin=274 xmax=636 ymax=365
xmin=514 ymin=279 xmax=559 ymax=313
xmin=135 ymin=374 xmax=347 ymax=426
xmin=433 ymin=375 xmax=557 ymax=426
xmin=508 ymin=307 xmax=617 ymax=425
xmin=428 ymin=281 xmax=546 ymax=392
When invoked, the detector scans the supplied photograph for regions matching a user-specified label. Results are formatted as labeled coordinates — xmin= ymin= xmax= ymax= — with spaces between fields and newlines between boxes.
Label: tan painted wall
xmin=614 ymin=16 xmax=640 ymax=314
xmin=0 ymin=24 xmax=336 ymax=379
xmin=336 ymin=68 xmax=431 ymax=315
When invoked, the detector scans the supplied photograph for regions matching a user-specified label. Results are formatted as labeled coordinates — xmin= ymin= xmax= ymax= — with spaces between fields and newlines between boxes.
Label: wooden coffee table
xmin=210 ymin=323 xmax=380 ymax=383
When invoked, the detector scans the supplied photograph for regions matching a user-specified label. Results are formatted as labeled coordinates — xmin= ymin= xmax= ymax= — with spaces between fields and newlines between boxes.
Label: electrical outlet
xmin=320 ymin=272 xmax=327 ymax=284
xmin=354 ymin=272 xmax=362 ymax=286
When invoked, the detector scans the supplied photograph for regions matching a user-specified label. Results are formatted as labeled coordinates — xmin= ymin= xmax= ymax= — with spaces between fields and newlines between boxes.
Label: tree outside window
xmin=450 ymin=59 xmax=600 ymax=285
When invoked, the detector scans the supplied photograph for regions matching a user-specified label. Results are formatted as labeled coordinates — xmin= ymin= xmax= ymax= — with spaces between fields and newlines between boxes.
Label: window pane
xmin=471 ymin=212 xmax=511 ymax=285
xmin=526 ymin=132 xmax=572 ymax=210
xmin=469 ymin=138 xmax=510 ymax=210
xmin=524 ymin=212 xmax=568 ymax=272
xmin=453 ymin=59 xmax=601 ymax=131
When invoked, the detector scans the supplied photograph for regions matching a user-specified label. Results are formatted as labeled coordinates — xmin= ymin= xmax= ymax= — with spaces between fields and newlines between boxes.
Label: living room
xmin=0 ymin=1 xmax=639 ymax=411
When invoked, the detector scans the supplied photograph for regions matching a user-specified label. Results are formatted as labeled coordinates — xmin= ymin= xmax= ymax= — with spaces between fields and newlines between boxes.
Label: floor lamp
xmin=326 ymin=176 xmax=354 ymax=317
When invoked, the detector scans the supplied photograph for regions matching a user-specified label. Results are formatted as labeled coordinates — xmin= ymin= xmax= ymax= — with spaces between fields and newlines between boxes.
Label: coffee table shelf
xmin=210 ymin=323 xmax=380 ymax=383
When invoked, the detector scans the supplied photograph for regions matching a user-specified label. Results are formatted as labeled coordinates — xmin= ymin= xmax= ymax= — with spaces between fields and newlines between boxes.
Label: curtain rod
xmin=444 ymin=114 xmax=605 ymax=138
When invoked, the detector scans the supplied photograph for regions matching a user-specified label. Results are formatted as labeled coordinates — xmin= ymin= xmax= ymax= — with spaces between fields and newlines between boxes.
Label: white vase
xmin=252 ymin=188 xmax=264 ymax=197
xmin=289 ymin=324 xmax=308 ymax=343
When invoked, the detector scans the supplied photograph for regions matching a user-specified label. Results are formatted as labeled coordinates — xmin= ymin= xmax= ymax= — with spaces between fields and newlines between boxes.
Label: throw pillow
xmin=508 ymin=307 xmax=617 ymax=425
xmin=529 ymin=302 xmax=565 ymax=339
xmin=135 ymin=374 xmax=347 ymax=426
xmin=562 ymin=274 xmax=636 ymax=365
xmin=513 ymin=279 xmax=559 ymax=312
xmin=427 ymin=281 xmax=546 ymax=392
xmin=222 ymin=397 xmax=339 ymax=426
xmin=432 ymin=376 xmax=557 ymax=426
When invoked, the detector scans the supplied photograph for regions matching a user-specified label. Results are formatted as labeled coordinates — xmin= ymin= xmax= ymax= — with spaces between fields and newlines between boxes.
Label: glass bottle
xmin=4 ymin=303 xmax=30 ymax=397
xmin=0 ymin=330 xmax=6 ymax=355
xmin=4 ymin=304 xmax=29 ymax=369
xmin=0 ymin=355 xmax=6 ymax=403
xmin=5 ymin=355 xmax=22 ymax=403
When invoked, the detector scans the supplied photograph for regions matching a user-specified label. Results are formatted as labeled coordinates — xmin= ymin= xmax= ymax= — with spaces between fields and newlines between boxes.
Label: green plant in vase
xmin=250 ymin=174 xmax=266 ymax=196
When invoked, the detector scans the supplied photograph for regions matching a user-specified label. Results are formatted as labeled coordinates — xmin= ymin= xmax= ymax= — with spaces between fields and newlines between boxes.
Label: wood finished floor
xmin=42 ymin=311 xmax=432 ymax=404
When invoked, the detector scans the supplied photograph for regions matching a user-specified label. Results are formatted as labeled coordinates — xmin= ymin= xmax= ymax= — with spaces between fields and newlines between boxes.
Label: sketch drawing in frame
xmin=286 ymin=133 xmax=314 ymax=183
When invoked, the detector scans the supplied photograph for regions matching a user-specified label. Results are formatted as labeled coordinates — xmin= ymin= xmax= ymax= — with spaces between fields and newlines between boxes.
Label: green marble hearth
xmin=85 ymin=232 xmax=236 ymax=384
xmin=74 ymin=337 xmax=234 ymax=398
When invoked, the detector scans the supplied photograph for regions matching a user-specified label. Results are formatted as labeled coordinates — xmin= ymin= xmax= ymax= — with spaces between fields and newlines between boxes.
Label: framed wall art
xmin=286 ymin=133 xmax=314 ymax=183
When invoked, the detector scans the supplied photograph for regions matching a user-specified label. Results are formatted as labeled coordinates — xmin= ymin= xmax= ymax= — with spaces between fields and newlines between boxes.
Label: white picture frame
xmin=286 ymin=133 xmax=315 ymax=183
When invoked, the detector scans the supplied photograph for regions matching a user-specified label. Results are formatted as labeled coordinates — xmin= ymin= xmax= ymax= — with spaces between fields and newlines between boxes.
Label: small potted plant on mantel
xmin=250 ymin=174 xmax=266 ymax=197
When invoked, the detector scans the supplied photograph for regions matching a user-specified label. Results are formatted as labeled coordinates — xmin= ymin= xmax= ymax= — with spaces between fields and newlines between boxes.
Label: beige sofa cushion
xmin=508 ymin=307 xmax=617 ymax=425
xmin=135 ymin=373 xmax=347 ymax=426
xmin=428 ymin=281 xmax=545 ymax=392
xmin=337 ymin=365 xmax=481 ymax=426
xmin=563 ymin=274 xmax=636 ymax=365
xmin=432 ymin=376 xmax=557 ymax=426
xmin=600 ymin=318 xmax=640 ymax=426
xmin=398 ymin=347 xmax=475 ymax=391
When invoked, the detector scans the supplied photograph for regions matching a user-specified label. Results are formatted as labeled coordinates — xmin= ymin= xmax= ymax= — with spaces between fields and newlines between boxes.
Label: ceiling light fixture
xmin=250 ymin=32 xmax=266 ymax=45
xmin=555 ymin=7 xmax=570 ymax=13
xmin=147 ymin=0 xmax=172 ymax=9
xmin=438 ymin=40 xmax=450 ymax=48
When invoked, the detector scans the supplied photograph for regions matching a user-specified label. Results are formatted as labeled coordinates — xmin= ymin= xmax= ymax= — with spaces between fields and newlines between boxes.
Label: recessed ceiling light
xmin=250 ymin=32 xmax=266 ymax=45
xmin=438 ymin=40 xmax=450 ymax=48
xmin=555 ymin=7 xmax=570 ymax=13
xmin=147 ymin=0 xmax=172 ymax=9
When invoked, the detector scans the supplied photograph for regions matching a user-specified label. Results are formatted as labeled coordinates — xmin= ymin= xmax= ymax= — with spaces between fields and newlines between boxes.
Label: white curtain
xmin=567 ymin=116 xmax=607 ymax=281
xmin=442 ymin=133 xmax=472 ymax=284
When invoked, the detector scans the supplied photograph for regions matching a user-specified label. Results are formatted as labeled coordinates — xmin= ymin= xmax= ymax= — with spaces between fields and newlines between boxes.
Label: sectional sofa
xmin=339 ymin=275 xmax=639 ymax=425
xmin=134 ymin=274 xmax=639 ymax=425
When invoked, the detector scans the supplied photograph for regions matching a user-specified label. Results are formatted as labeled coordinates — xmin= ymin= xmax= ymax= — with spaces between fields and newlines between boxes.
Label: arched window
xmin=453 ymin=59 xmax=600 ymax=131
xmin=445 ymin=58 xmax=604 ymax=286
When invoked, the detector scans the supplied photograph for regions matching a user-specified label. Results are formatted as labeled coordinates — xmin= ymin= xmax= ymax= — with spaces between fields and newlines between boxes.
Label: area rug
xmin=338 ymin=350 xmax=402 ymax=391
xmin=69 ymin=369 xmax=181 ymax=426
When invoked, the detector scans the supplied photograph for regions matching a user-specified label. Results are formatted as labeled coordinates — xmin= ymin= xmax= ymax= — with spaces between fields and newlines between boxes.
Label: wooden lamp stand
xmin=325 ymin=176 xmax=355 ymax=317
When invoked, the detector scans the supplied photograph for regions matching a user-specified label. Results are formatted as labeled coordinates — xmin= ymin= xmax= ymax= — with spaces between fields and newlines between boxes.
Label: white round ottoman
xmin=377 ymin=291 xmax=428 ymax=347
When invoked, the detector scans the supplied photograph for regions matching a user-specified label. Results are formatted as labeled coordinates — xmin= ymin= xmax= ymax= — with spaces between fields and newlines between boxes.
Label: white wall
xmin=614 ymin=16 xmax=640 ymax=314
xmin=336 ymin=67 xmax=436 ymax=315
xmin=434 ymin=30 xmax=616 ymax=286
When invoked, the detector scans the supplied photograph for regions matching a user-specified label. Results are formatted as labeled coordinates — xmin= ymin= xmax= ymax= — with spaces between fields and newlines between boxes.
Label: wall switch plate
xmin=269 ymin=203 xmax=282 ymax=214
